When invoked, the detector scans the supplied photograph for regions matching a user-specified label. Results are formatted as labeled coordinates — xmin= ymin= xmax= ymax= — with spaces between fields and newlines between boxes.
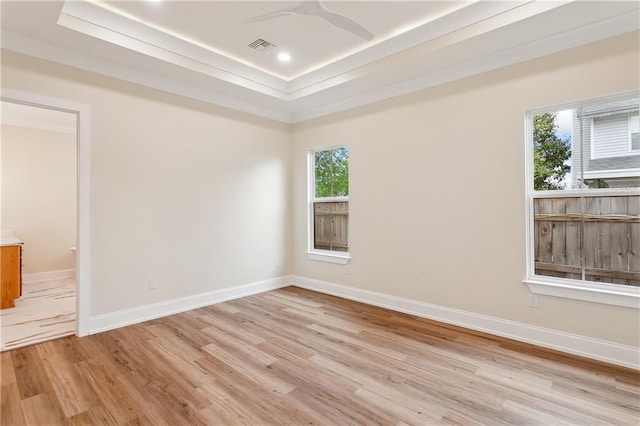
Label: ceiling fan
xmin=243 ymin=0 xmax=375 ymax=41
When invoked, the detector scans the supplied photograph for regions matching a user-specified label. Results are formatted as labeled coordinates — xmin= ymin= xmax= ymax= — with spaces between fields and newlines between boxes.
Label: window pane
xmin=630 ymin=115 xmax=639 ymax=133
xmin=534 ymin=197 xmax=583 ymax=280
xmin=534 ymin=195 xmax=640 ymax=287
xmin=331 ymin=147 xmax=349 ymax=197
xmin=314 ymin=201 xmax=348 ymax=252
xmin=533 ymin=111 xmax=572 ymax=190
xmin=582 ymin=196 xmax=640 ymax=286
xmin=533 ymin=98 xmax=639 ymax=190
xmin=315 ymin=147 xmax=349 ymax=197
xmin=631 ymin=114 xmax=639 ymax=150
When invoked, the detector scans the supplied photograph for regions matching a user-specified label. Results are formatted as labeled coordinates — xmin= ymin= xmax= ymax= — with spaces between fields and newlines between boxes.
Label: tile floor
xmin=0 ymin=277 xmax=75 ymax=351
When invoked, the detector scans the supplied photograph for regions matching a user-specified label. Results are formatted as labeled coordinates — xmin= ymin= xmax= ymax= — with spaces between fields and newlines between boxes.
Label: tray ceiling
xmin=1 ymin=1 xmax=639 ymax=123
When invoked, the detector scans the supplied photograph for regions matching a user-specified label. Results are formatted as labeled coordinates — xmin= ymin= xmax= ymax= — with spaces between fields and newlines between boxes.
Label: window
xmin=308 ymin=146 xmax=350 ymax=263
xmin=630 ymin=115 xmax=639 ymax=151
xmin=525 ymin=93 xmax=640 ymax=308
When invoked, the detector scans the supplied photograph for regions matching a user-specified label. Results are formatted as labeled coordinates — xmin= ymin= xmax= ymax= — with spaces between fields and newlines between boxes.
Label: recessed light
xmin=277 ymin=52 xmax=291 ymax=62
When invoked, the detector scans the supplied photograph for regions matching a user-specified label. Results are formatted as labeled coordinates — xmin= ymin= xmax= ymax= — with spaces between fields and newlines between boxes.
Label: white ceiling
xmin=1 ymin=1 xmax=639 ymax=123
xmin=93 ymin=1 xmax=469 ymax=81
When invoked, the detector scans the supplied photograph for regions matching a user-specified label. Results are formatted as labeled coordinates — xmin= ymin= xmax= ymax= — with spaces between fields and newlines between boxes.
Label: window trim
xmin=524 ymin=92 xmax=640 ymax=308
xmin=629 ymin=115 xmax=640 ymax=152
xmin=589 ymin=116 xmax=596 ymax=160
xmin=307 ymin=145 xmax=351 ymax=264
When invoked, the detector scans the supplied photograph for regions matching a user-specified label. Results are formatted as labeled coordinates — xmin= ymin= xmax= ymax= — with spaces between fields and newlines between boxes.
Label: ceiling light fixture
xmin=278 ymin=52 xmax=291 ymax=62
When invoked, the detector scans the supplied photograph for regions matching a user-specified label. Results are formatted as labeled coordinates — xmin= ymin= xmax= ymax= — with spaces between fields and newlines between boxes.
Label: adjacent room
xmin=1 ymin=0 xmax=639 ymax=424
xmin=1 ymin=101 xmax=78 ymax=350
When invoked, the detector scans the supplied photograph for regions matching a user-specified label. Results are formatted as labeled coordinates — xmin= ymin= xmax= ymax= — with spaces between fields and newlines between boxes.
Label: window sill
xmin=524 ymin=277 xmax=640 ymax=309
xmin=307 ymin=251 xmax=350 ymax=265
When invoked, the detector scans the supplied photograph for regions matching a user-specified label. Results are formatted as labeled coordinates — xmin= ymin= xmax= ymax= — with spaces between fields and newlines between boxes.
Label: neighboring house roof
xmin=586 ymin=156 xmax=639 ymax=171
xmin=579 ymin=98 xmax=638 ymax=117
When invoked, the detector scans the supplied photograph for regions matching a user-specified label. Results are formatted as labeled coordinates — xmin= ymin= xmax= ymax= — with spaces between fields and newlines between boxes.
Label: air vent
xmin=248 ymin=38 xmax=277 ymax=53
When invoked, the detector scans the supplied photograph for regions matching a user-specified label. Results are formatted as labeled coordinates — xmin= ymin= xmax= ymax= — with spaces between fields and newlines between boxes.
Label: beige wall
xmin=1 ymin=125 xmax=77 ymax=273
xmin=292 ymin=32 xmax=640 ymax=347
xmin=1 ymin=51 xmax=292 ymax=316
xmin=1 ymin=31 xmax=638 ymax=348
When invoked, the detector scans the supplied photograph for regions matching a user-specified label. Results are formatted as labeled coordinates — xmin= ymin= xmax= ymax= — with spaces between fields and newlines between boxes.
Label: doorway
xmin=0 ymin=92 xmax=90 ymax=348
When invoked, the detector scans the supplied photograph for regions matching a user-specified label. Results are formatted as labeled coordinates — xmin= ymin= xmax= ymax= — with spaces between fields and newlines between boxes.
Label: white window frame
xmin=524 ymin=92 xmax=640 ymax=309
xmin=629 ymin=115 xmax=640 ymax=152
xmin=307 ymin=145 xmax=351 ymax=264
xmin=589 ymin=117 xmax=597 ymax=160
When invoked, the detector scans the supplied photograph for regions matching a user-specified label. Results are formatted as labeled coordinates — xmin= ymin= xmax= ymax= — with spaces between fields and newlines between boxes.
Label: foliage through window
xmin=528 ymin=94 xmax=640 ymax=292
xmin=314 ymin=148 xmax=349 ymax=197
xmin=310 ymin=147 xmax=349 ymax=254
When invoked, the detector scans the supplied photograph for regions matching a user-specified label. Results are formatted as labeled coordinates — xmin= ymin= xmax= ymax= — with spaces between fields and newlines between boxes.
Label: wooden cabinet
xmin=1 ymin=245 xmax=22 ymax=309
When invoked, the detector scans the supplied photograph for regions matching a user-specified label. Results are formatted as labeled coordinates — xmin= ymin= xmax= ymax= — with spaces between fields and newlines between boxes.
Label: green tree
xmin=533 ymin=112 xmax=571 ymax=190
xmin=315 ymin=147 xmax=349 ymax=197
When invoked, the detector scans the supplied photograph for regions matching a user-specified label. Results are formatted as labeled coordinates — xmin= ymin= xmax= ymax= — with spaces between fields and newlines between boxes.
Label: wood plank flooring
xmin=1 ymin=278 xmax=75 ymax=351
xmin=1 ymin=286 xmax=638 ymax=425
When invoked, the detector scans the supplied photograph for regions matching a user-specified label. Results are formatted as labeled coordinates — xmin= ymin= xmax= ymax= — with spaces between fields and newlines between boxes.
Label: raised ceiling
xmin=1 ymin=1 xmax=639 ymax=123
xmin=85 ymin=1 xmax=469 ymax=81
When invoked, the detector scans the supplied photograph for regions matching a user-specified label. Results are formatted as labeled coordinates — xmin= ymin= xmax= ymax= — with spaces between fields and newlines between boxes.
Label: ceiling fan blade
xmin=242 ymin=9 xmax=297 ymax=24
xmin=315 ymin=8 xmax=374 ymax=41
xmin=243 ymin=0 xmax=375 ymax=42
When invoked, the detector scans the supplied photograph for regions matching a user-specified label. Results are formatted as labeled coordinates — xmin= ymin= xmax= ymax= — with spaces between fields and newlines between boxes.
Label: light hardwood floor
xmin=1 ymin=278 xmax=75 ymax=351
xmin=1 ymin=286 xmax=638 ymax=425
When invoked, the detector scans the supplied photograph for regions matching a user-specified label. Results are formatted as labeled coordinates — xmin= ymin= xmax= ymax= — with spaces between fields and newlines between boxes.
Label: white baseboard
xmin=88 ymin=275 xmax=292 ymax=335
xmin=292 ymin=275 xmax=640 ymax=370
xmin=23 ymin=268 xmax=76 ymax=284
xmin=85 ymin=273 xmax=639 ymax=369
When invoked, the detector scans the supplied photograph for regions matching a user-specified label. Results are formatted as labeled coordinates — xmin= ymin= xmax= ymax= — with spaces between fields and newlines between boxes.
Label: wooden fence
xmin=534 ymin=195 xmax=640 ymax=286
xmin=314 ymin=202 xmax=348 ymax=252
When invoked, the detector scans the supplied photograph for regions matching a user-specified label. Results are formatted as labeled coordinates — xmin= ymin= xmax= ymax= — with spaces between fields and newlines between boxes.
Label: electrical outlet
xmin=529 ymin=294 xmax=539 ymax=308
xmin=148 ymin=278 xmax=158 ymax=290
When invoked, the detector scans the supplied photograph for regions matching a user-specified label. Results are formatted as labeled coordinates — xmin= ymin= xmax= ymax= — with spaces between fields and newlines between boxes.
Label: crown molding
xmin=56 ymin=0 xmax=569 ymax=100
xmin=291 ymin=10 xmax=640 ymax=122
xmin=58 ymin=1 xmax=290 ymax=98
xmin=1 ymin=31 xmax=295 ymax=123
xmin=2 ymin=2 xmax=638 ymax=124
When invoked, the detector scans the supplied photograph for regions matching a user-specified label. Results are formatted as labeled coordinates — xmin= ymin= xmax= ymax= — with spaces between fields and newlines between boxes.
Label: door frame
xmin=2 ymin=89 xmax=91 ymax=337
